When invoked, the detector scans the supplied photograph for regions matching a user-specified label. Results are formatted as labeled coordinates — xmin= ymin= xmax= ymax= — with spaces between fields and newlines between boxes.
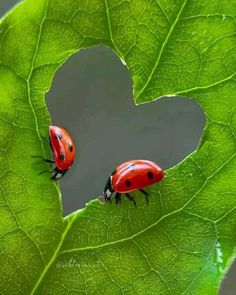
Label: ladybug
xmin=41 ymin=125 xmax=76 ymax=180
xmin=102 ymin=160 xmax=164 ymax=206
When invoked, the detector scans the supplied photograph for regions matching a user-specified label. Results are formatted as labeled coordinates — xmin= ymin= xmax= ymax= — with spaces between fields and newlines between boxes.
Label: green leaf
xmin=0 ymin=0 xmax=235 ymax=294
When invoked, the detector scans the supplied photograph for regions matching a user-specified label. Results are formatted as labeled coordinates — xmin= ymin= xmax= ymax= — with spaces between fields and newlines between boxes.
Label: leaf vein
xmin=136 ymin=0 xmax=188 ymax=99
xmin=30 ymin=213 xmax=78 ymax=294
xmin=59 ymin=152 xmax=235 ymax=255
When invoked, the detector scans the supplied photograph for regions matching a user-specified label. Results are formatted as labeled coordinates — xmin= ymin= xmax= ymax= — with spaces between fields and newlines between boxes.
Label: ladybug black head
xmin=103 ymin=177 xmax=114 ymax=201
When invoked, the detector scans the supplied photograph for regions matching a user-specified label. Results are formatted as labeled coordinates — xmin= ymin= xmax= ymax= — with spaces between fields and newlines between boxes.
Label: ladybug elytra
xmin=102 ymin=159 xmax=164 ymax=206
xmin=40 ymin=125 xmax=76 ymax=180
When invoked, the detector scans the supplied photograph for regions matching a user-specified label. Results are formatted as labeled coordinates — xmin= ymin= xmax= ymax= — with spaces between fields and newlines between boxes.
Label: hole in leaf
xmin=46 ymin=46 xmax=205 ymax=215
xmin=0 ymin=0 xmax=19 ymax=18
xmin=219 ymin=263 xmax=236 ymax=295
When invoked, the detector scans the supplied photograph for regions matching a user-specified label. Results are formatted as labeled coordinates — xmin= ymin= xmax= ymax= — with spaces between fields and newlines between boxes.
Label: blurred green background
xmin=0 ymin=1 xmax=235 ymax=294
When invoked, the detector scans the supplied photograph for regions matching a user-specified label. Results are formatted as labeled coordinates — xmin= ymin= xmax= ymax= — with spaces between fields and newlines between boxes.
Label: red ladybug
xmin=102 ymin=160 xmax=164 ymax=206
xmin=42 ymin=125 xmax=76 ymax=180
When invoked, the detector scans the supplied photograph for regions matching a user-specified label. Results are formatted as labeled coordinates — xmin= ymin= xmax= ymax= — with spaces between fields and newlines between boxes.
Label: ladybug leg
xmin=139 ymin=189 xmax=149 ymax=204
xmin=38 ymin=170 xmax=52 ymax=176
xmin=125 ymin=193 xmax=137 ymax=208
xmin=32 ymin=155 xmax=54 ymax=164
xmin=115 ymin=193 xmax=121 ymax=204
xmin=139 ymin=189 xmax=149 ymax=196
xmin=40 ymin=134 xmax=53 ymax=151
xmin=43 ymin=159 xmax=55 ymax=164
xmin=40 ymin=135 xmax=50 ymax=143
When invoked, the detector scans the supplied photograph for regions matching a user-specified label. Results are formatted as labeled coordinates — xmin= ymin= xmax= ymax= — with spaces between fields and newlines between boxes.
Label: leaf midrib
xmin=30 ymin=214 xmax=77 ymax=294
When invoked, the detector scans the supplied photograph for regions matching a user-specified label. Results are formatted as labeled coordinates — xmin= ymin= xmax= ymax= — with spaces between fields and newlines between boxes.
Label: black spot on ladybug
xmin=55 ymin=133 xmax=62 ymax=140
xmin=147 ymin=171 xmax=154 ymax=179
xmin=69 ymin=145 xmax=73 ymax=152
xmin=125 ymin=180 xmax=131 ymax=187
xmin=59 ymin=154 xmax=65 ymax=161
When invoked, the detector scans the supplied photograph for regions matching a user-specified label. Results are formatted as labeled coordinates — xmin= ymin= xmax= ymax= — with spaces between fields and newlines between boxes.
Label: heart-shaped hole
xmin=46 ymin=46 xmax=205 ymax=215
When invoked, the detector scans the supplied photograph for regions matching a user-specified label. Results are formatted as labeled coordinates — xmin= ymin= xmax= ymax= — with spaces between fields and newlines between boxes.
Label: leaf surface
xmin=0 ymin=0 xmax=235 ymax=294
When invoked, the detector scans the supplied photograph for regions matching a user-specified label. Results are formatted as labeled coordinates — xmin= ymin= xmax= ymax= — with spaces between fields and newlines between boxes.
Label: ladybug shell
xmin=49 ymin=125 xmax=75 ymax=172
xmin=111 ymin=160 xmax=164 ymax=193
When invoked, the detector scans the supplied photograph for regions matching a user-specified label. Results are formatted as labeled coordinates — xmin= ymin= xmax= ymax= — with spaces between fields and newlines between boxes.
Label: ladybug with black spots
xmin=42 ymin=125 xmax=76 ymax=180
xmin=102 ymin=160 xmax=164 ymax=206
